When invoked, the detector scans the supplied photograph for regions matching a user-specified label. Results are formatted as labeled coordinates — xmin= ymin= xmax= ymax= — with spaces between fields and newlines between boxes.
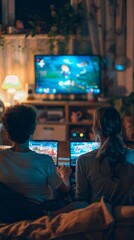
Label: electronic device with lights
xmin=34 ymin=55 xmax=101 ymax=100
xmin=69 ymin=141 xmax=100 ymax=183
xmin=29 ymin=140 xmax=59 ymax=165
xmin=70 ymin=127 xmax=88 ymax=140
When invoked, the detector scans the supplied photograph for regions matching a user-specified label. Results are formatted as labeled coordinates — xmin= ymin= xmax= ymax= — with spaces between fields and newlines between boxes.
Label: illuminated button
xmin=72 ymin=132 xmax=77 ymax=138
xmin=80 ymin=133 xmax=84 ymax=137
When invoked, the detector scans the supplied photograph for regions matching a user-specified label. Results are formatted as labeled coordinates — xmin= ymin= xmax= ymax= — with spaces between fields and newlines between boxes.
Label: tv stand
xmin=42 ymin=94 xmax=88 ymax=101
xmin=23 ymin=100 xmax=109 ymax=141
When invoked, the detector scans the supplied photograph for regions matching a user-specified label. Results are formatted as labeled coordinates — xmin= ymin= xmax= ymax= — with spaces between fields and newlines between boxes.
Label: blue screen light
xmin=34 ymin=55 xmax=101 ymax=95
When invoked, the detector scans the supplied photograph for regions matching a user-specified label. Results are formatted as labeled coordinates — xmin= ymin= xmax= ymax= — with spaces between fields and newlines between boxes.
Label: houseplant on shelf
xmin=28 ymin=2 xmax=84 ymax=53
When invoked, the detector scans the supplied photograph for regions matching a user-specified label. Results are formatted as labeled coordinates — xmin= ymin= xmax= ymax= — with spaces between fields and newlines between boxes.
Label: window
xmin=1 ymin=0 xmax=70 ymax=30
xmin=15 ymin=0 xmax=70 ymax=28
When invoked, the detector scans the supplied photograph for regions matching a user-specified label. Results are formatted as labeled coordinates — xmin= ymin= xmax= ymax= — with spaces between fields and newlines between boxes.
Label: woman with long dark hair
xmin=76 ymin=106 xmax=134 ymax=206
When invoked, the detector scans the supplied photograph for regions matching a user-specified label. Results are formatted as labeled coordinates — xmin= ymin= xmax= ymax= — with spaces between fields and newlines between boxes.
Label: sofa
xmin=0 ymin=185 xmax=133 ymax=240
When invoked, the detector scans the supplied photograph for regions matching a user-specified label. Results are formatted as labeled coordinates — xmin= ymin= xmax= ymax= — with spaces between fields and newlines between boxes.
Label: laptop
xmin=70 ymin=141 xmax=100 ymax=183
xmin=29 ymin=140 xmax=59 ymax=166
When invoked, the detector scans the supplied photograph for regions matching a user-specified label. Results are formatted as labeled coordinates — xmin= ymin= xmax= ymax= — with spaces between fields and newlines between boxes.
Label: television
xmin=34 ymin=55 xmax=101 ymax=99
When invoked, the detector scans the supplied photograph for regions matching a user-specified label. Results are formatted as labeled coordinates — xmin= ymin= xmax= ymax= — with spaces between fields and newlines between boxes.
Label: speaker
xmin=26 ymin=84 xmax=35 ymax=100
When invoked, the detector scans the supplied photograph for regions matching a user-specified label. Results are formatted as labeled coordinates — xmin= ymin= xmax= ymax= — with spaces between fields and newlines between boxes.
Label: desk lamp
xmin=2 ymin=75 xmax=22 ymax=105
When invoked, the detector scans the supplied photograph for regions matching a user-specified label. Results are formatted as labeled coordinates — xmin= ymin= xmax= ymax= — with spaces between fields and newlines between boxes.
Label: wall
xmin=0 ymin=26 xmax=133 ymax=101
xmin=0 ymin=35 xmax=97 ymax=100
xmin=0 ymin=0 xmax=133 ymax=101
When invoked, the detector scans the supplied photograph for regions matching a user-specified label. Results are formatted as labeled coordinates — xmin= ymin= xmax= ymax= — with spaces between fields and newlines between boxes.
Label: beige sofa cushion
xmin=0 ymin=198 xmax=133 ymax=240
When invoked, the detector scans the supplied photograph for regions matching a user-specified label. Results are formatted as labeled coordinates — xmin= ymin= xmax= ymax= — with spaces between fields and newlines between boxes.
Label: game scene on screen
xmin=29 ymin=140 xmax=58 ymax=165
xmin=35 ymin=55 xmax=100 ymax=94
xmin=70 ymin=141 xmax=100 ymax=167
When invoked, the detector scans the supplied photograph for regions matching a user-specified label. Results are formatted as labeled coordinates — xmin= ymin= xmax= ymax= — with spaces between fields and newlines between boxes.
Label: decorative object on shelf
xmin=15 ymin=20 xmax=24 ymax=32
xmin=2 ymin=75 xmax=22 ymax=105
xmin=38 ymin=112 xmax=47 ymax=124
xmin=7 ymin=26 xmax=16 ymax=34
xmin=70 ymin=111 xmax=82 ymax=123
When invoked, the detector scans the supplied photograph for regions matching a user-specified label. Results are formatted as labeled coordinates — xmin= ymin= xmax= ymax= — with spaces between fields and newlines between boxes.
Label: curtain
xmin=72 ymin=0 xmax=127 ymax=95
xmin=75 ymin=0 xmax=127 ymax=62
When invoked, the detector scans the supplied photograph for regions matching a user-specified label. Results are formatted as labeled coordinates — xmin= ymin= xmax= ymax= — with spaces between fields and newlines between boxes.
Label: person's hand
xmin=56 ymin=166 xmax=72 ymax=179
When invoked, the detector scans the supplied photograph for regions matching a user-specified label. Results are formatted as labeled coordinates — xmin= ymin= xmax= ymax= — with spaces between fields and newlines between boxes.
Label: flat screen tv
xmin=34 ymin=55 xmax=101 ymax=97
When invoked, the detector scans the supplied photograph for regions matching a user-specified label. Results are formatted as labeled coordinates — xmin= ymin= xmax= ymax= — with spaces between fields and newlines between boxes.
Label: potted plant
xmin=28 ymin=2 xmax=84 ymax=52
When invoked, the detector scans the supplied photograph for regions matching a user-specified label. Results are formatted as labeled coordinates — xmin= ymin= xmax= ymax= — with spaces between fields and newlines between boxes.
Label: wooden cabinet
xmin=23 ymin=100 xmax=108 ymax=141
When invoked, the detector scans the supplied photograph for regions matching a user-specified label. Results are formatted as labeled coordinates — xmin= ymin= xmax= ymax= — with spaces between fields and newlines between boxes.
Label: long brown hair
xmin=94 ymin=106 xmax=127 ymax=180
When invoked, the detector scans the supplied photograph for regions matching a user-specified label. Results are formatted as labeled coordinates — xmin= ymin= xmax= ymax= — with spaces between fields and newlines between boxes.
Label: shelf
xmin=37 ymin=121 xmax=92 ymax=126
xmin=23 ymin=100 xmax=67 ymax=106
xmin=67 ymin=101 xmax=105 ymax=106
xmin=37 ymin=122 xmax=67 ymax=125
xmin=23 ymin=100 xmax=109 ymax=141
xmin=68 ymin=120 xmax=92 ymax=125
xmin=23 ymin=100 xmax=107 ymax=106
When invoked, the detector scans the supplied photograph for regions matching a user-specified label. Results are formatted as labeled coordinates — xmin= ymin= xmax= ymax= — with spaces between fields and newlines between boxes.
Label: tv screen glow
xmin=34 ymin=55 xmax=101 ymax=95
xmin=70 ymin=141 xmax=100 ymax=167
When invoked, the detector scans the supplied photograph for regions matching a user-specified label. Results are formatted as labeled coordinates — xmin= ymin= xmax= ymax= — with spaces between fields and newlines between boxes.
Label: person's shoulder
xmin=0 ymin=148 xmax=9 ymax=153
xmin=0 ymin=148 xmax=10 ymax=158
xmin=77 ymin=149 xmax=98 ymax=164
xmin=32 ymin=151 xmax=52 ymax=161
xmin=126 ymin=148 xmax=134 ymax=164
xmin=32 ymin=152 xmax=55 ymax=169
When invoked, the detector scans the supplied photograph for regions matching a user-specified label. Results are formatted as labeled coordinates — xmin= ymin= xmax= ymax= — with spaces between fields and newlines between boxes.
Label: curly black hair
xmin=2 ymin=104 xmax=37 ymax=143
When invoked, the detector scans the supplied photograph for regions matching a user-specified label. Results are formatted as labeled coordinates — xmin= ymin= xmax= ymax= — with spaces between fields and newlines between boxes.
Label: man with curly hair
xmin=0 ymin=104 xmax=72 ymax=210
